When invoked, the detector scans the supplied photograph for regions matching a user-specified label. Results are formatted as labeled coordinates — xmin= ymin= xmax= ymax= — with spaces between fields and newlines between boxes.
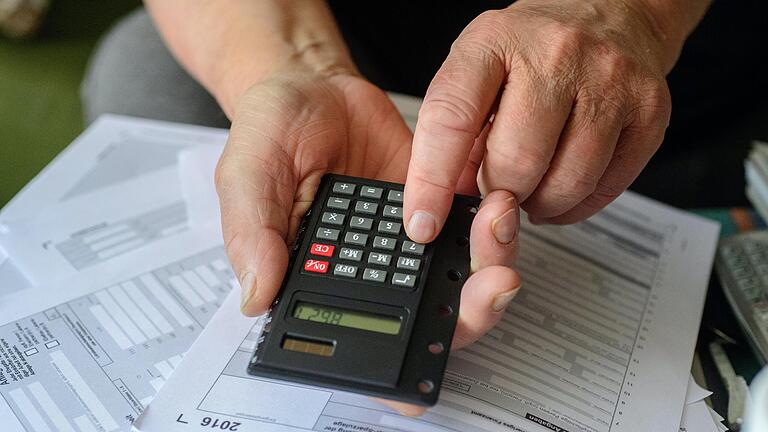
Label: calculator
xmin=247 ymin=174 xmax=480 ymax=406
xmin=716 ymin=231 xmax=768 ymax=364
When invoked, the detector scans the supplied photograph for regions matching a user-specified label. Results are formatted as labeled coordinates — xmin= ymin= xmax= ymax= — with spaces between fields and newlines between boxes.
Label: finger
xmin=216 ymin=131 xmax=298 ymax=317
xmin=470 ymin=189 xmax=519 ymax=273
xmin=477 ymin=70 xmax=573 ymax=202
xmin=522 ymin=90 xmax=624 ymax=218
xmin=452 ymin=265 xmax=521 ymax=349
xmin=404 ymin=31 xmax=506 ymax=243
xmin=532 ymin=82 xmax=672 ymax=224
xmin=371 ymin=398 xmax=427 ymax=417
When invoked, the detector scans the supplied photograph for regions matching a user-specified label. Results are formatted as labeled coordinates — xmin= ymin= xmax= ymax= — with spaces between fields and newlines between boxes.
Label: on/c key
xmin=304 ymin=259 xmax=329 ymax=274
xmin=310 ymin=243 xmax=335 ymax=257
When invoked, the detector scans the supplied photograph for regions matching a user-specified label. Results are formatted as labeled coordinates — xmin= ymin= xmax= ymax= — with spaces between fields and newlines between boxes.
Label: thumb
xmin=215 ymin=133 xmax=298 ymax=317
xmin=403 ymin=23 xmax=505 ymax=243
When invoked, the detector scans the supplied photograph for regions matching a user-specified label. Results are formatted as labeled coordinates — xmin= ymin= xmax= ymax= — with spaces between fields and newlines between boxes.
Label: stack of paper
xmin=0 ymin=94 xmax=724 ymax=432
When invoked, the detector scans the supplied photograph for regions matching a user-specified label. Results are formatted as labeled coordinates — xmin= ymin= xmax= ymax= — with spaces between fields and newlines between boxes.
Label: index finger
xmin=404 ymin=31 xmax=505 ymax=243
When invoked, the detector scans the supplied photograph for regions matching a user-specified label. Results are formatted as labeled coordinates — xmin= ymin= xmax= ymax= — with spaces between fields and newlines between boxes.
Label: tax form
xmin=0 ymin=115 xmax=228 ymax=287
xmin=0 ymin=227 xmax=232 ymax=432
xmin=135 ymin=192 xmax=719 ymax=432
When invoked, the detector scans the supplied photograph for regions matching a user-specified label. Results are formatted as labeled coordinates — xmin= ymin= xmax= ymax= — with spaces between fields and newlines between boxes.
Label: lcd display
xmin=292 ymin=302 xmax=401 ymax=335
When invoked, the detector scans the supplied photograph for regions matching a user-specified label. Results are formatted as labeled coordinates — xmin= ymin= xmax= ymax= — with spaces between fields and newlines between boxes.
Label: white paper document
xmin=0 ymin=227 xmax=233 ymax=432
xmin=135 ymin=192 xmax=719 ymax=432
xmin=0 ymin=115 xmax=228 ymax=287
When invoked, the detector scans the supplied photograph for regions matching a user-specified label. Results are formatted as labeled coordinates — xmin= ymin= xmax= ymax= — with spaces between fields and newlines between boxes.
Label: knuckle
xmin=419 ymin=92 xmax=482 ymax=137
xmin=629 ymin=79 xmax=672 ymax=129
xmin=545 ymin=23 xmax=588 ymax=61
xmin=487 ymin=143 xmax=551 ymax=179
xmin=547 ymin=168 xmax=599 ymax=204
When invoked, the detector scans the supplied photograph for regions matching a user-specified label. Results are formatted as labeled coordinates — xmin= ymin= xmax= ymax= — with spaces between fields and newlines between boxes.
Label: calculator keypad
xmin=304 ymin=181 xmax=426 ymax=289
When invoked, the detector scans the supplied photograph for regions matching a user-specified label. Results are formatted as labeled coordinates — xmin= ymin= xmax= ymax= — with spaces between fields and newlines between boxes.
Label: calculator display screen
xmin=293 ymin=302 xmax=401 ymax=335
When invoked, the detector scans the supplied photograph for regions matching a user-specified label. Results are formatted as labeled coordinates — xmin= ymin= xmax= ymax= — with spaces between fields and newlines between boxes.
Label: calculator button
xmin=368 ymin=252 xmax=392 ymax=266
xmin=339 ymin=248 xmax=363 ymax=261
xmin=383 ymin=205 xmax=403 ymax=219
xmin=333 ymin=264 xmax=358 ymax=278
xmin=310 ymin=243 xmax=335 ymax=257
xmin=344 ymin=232 xmax=369 ymax=246
xmin=321 ymin=212 xmax=345 ymax=226
xmin=360 ymin=186 xmax=383 ymax=199
xmin=332 ymin=182 xmax=356 ymax=195
xmin=402 ymin=241 xmax=425 ymax=255
xmin=355 ymin=201 xmax=378 ymax=215
xmin=349 ymin=216 xmax=374 ymax=230
xmin=392 ymin=273 xmax=417 ymax=288
xmin=373 ymin=236 xmax=397 ymax=251
xmin=387 ymin=190 xmax=404 ymax=203
xmin=304 ymin=259 xmax=329 ymax=274
xmin=363 ymin=268 xmax=387 ymax=283
xmin=327 ymin=197 xmax=351 ymax=210
xmin=316 ymin=227 xmax=340 ymax=241
xmin=397 ymin=256 xmax=421 ymax=271
xmin=378 ymin=220 xmax=401 ymax=235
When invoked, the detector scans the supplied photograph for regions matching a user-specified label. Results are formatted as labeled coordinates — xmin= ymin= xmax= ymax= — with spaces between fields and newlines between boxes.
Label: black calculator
xmin=248 ymin=174 xmax=480 ymax=406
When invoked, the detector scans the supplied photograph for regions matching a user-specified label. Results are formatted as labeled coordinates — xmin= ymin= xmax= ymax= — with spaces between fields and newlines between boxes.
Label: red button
xmin=303 ymin=259 xmax=329 ymax=273
xmin=310 ymin=243 xmax=335 ymax=257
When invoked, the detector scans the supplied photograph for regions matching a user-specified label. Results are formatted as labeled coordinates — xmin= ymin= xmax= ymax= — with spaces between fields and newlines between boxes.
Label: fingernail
xmin=492 ymin=288 xmax=519 ymax=312
xmin=239 ymin=271 xmax=255 ymax=311
xmin=492 ymin=208 xmax=518 ymax=244
xmin=407 ymin=211 xmax=436 ymax=242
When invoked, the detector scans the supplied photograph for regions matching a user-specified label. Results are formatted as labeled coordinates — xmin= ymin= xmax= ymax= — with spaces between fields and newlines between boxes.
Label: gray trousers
xmin=81 ymin=9 xmax=230 ymax=128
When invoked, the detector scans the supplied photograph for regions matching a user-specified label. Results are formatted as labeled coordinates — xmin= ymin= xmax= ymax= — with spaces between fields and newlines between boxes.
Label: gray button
xmin=397 ymin=256 xmax=421 ymax=271
xmin=383 ymin=205 xmax=402 ymax=219
xmin=378 ymin=220 xmax=401 ymax=235
xmin=368 ymin=252 xmax=392 ymax=266
xmin=344 ymin=232 xmax=368 ymax=246
xmin=316 ymin=227 xmax=340 ymax=241
xmin=333 ymin=263 xmax=358 ymax=278
xmin=373 ymin=236 xmax=396 ymax=251
xmin=360 ymin=186 xmax=383 ymax=199
xmin=387 ymin=190 xmax=404 ymax=203
xmin=327 ymin=197 xmax=350 ymax=210
xmin=332 ymin=182 xmax=356 ymax=195
xmin=321 ymin=212 xmax=345 ymax=226
xmin=363 ymin=268 xmax=387 ymax=283
xmin=392 ymin=272 xmax=417 ymax=288
xmin=401 ymin=241 xmax=425 ymax=255
xmin=349 ymin=216 xmax=373 ymax=230
xmin=355 ymin=201 xmax=378 ymax=215
xmin=339 ymin=248 xmax=363 ymax=261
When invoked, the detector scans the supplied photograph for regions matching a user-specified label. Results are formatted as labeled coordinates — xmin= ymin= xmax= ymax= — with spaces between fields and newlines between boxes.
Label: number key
xmin=378 ymin=220 xmax=401 ymax=235
xmin=355 ymin=201 xmax=378 ymax=215
xmin=345 ymin=232 xmax=368 ymax=246
xmin=383 ymin=205 xmax=402 ymax=219
xmin=373 ymin=236 xmax=396 ymax=251
xmin=349 ymin=216 xmax=373 ymax=230
xmin=402 ymin=241 xmax=425 ymax=255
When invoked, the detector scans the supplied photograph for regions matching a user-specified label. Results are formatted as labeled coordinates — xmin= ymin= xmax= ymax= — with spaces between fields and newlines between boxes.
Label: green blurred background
xmin=0 ymin=0 xmax=138 ymax=207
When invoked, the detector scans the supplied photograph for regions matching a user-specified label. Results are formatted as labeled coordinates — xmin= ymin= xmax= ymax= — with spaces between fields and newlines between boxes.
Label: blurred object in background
xmin=0 ymin=0 xmax=49 ymax=38
xmin=745 ymin=141 xmax=768 ymax=223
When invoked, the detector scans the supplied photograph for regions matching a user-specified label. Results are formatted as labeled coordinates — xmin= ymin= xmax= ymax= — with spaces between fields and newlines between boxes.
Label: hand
xmin=214 ymin=69 xmax=521 ymax=415
xmin=404 ymin=0 xmax=678 ymax=243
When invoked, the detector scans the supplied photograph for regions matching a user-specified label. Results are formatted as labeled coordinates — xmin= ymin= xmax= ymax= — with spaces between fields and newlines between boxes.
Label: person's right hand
xmin=215 ymin=69 xmax=521 ymax=414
